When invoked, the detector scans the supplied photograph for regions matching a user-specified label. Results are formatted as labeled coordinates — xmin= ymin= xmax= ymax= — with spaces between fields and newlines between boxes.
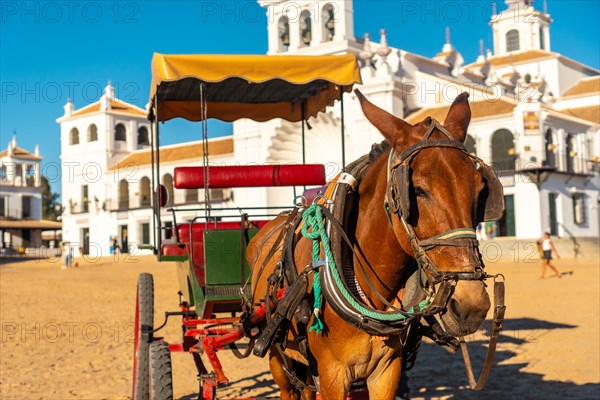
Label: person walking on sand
xmin=112 ymin=238 xmax=121 ymax=255
xmin=538 ymin=232 xmax=561 ymax=279
xmin=63 ymin=242 xmax=73 ymax=269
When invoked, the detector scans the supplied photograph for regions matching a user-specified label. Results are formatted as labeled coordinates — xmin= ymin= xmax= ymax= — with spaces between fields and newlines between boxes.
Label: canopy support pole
xmin=301 ymin=102 xmax=306 ymax=164
xmin=200 ymin=83 xmax=211 ymax=224
xmin=301 ymin=102 xmax=307 ymax=195
xmin=150 ymin=98 xmax=156 ymax=255
xmin=154 ymin=93 xmax=162 ymax=259
xmin=340 ymin=86 xmax=346 ymax=169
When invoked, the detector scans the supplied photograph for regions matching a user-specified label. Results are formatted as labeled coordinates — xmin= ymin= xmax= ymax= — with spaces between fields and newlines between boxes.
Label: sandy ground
xmin=1 ymin=253 xmax=598 ymax=400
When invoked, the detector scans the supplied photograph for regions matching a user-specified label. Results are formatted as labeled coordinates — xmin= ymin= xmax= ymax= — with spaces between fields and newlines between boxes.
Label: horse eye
xmin=414 ymin=186 xmax=428 ymax=197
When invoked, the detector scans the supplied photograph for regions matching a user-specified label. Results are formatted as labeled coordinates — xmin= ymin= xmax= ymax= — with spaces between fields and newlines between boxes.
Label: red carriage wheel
xmin=149 ymin=341 xmax=174 ymax=400
xmin=132 ymin=273 xmax=154 ymax=400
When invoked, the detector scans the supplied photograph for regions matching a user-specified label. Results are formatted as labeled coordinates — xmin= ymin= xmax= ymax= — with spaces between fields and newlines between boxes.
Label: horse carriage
xmin=132 ymin=53 xmax=506 ymax=400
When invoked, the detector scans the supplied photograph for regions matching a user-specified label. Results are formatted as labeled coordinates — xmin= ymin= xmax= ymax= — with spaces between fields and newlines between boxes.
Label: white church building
xmin=0 ymin=137 xmax=62 ymax=250
xmin=58 ymin=0 xmax=599 ymax=257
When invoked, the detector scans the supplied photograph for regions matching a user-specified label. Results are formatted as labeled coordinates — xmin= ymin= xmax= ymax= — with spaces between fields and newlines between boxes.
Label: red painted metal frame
xmin=157 ymin=288 xmax=371 ymax=399
xmin=160 ymin=288 xmax=285 ymax=399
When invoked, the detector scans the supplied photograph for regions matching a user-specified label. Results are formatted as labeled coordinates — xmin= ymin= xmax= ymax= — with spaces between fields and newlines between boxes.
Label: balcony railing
xmin=102 ymin=190 xmax=230 ymax=212
xmin=105 ymin=197 xmax=153 ymax=212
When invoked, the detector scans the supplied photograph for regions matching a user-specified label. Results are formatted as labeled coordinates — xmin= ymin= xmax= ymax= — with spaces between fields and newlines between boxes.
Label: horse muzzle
xmin=440 ymin=280 xmax=491 ymax=336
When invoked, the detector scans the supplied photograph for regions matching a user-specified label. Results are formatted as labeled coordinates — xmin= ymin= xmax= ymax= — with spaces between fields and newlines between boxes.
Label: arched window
xmin=140 ymin=177 xmax=151 ymax=206
xmin=25 ymin=165 xmax=35 ymax=187
xmin=465 ymin=135 xmax=477 ymax=155
xmin=322 ymin=4 xmax=335 ymax=42
xmin=163 ymin=174 xmax=174 ymax=206
xmin=565 ymin=133 xmax=575 ymax=173
xmin=138 ymin=126 xmax=149 ymax=147
xmin=544 ymin=129 xmax=556 ymax=167
xmin=70 ymin=128 xmax=80 ymax=145
xmin=185 ymin=189 xmax=198 ymax=204
xmin=88 ymin=124 xmax=98 ymax=142
xmin=115 ymin=123 xmax=127 ymax=141
xmin=491 ymin=129 xmax=516 ymax=172
xmin=506 ymin=29 xmax=520 ymax=52
xmin=539 ymin=27 xmax=545 ymax=50
xmin=278 ymin=16 xmax=290 ymax=51
xmin=299 ymin=10 xmax=312 ymax=47
xmin=185 ymin=189 xmax=198 ymax=203
xmin=118 ymin=179 xmax=129 ymax=209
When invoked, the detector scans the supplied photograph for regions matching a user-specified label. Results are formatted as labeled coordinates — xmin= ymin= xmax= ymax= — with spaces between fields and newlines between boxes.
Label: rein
xmin=252 ymin=118 xmax=506 ymax=392
xmin=382 ymin=119 xmax=506 ymax=390
xmin=318 ymin=118 xmax=505 ymax=389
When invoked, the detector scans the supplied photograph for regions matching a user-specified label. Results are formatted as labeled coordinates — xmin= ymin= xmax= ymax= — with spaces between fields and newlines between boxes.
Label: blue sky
xmin=1 ymin=0 xmax=599 ymax=196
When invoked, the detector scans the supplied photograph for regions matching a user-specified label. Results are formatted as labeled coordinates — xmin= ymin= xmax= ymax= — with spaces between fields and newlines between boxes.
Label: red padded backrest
xmin=174 ymin=165 xmax=326 ymax=189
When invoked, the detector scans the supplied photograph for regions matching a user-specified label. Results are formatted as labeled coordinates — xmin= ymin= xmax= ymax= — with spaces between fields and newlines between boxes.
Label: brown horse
xmin=247 ymin=91 xmax=492 ymax=399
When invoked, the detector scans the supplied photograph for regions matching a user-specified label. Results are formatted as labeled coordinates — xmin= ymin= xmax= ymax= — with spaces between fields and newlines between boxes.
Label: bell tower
xmin=490 ymin=0 xmax=552 ymax=56
xmin=260 ymin=0 xmax=354 ymax=54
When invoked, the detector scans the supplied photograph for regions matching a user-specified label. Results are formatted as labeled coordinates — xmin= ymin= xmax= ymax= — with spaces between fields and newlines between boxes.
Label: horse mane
xmin=369 ymin=140 xmax=390 ymax=163
xmin=344 ymin=140 xmax=390 ymax=182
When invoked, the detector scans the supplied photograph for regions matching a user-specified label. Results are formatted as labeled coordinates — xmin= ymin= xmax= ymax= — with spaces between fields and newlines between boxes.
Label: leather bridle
xmin=382 ymin=118 xmax=506 ymax=390
xmin=384 ymin=119 xmax=490 ymax=286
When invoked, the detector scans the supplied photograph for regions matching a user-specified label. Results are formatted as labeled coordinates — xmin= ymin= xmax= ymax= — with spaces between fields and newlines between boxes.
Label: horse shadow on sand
xmin=407 ymin=317 xmax=599 ymax=400
xmin=179 ymin=317 xmax=599 ymax=400
xmin=178 ymin=370 xmax=279 ymax=400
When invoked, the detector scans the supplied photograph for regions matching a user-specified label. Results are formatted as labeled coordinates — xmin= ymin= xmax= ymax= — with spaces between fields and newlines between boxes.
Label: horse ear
xmin=355 ymin=89 xmax=411 ymax=145
xmin=443 ymin=92 xmax=471 ymax=142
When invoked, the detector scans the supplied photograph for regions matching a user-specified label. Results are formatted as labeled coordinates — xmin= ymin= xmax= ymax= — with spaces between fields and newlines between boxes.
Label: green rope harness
xmin=301 ymin=203 xmax=326 ymax=334
xmin=301 ymin=203 xmax=430 ymax=335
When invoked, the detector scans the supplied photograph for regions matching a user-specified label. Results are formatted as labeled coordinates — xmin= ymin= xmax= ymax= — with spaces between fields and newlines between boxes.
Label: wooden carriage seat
xmin=175 ymin=220 xmax=271 ymax=287
xmin=165 ymin=164 xmax=326 ymax=287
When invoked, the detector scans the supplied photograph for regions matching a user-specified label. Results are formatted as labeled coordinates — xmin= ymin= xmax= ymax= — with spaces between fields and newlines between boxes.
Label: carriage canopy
xmin=149 ymin=53 xmax=362 ymax=123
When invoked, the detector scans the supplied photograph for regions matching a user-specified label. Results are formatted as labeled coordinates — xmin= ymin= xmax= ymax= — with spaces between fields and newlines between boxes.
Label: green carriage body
xmin=170 ymin=228 xmax=259 ymax=319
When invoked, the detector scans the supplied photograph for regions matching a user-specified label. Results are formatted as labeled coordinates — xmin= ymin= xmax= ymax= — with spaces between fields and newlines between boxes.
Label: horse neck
xmin=351 ymin=149 xmax=411 ymax=306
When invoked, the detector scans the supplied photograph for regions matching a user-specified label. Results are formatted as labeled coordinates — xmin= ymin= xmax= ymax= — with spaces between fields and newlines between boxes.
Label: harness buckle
xmin=312 ymin=194 xmax=333 ymax=205
xmin=303 ymin=260 xmax=325 ymax=274
xmin=294 ymin=195 xmax=308 ymax=209
xmin=302 ymin=260 xmax=325 ymax=276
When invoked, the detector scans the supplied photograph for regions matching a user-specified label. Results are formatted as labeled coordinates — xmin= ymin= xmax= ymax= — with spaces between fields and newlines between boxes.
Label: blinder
xmin=386 ymin=126 xmax=504 ymax=224
xmin=396 ymin=163 xmax=411 ymax=219
xmin=476 ymin=161 xmax=505 ymax=222
xmin=382 ymin=117 xmax=505 ymax=286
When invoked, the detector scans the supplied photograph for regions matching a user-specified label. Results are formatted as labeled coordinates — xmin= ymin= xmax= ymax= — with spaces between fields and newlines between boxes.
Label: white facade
xmin=57 ymin=84 xmax=156 ymax=257
xmin=0 ymin=137 xmax=44 ymax=247
xmin=59 ymin=0 xmax=599 ymax=254
xmin=252 ymin=0 xmax=600 ymax=239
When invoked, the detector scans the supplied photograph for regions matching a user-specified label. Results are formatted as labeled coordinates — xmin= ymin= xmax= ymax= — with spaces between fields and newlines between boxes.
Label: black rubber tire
xmin=149 ymin=341 xmax=174 ymax=400
xmin=132 ymin=273 xmax=154 ymax=400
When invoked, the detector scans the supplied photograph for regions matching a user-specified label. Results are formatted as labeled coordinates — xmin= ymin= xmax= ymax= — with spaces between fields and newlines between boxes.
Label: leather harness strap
xmin=250 ymin=208 xmax=300 ymax=303
xmin=249 ymin=119 xmax=506 ymax=391
xmin=460 ymin=276 xmax=506 ymax=390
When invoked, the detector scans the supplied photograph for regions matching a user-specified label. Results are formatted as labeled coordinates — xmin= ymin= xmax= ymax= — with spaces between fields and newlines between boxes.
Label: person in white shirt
xmin=538 ymin=232 xmax=561 ymax=279
xmin=62 ymin=242 xmax=73 ymax=269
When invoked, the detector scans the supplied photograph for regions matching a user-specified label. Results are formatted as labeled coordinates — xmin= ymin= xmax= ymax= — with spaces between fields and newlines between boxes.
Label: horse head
xmin=355 ymin=90 xmax=492 ymax=337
